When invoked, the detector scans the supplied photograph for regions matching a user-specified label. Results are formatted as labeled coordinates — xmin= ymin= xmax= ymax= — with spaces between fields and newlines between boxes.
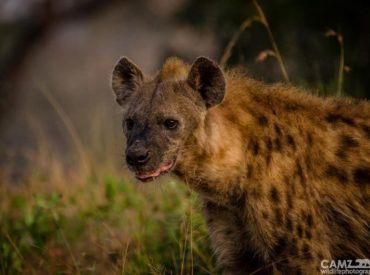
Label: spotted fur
xmin=111 ymin=56 xmax=370 ymax=274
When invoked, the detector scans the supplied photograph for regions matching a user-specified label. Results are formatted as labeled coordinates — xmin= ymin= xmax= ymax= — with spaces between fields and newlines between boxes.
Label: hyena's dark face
xmin=111 ymin=56 xmax=225 ymax=181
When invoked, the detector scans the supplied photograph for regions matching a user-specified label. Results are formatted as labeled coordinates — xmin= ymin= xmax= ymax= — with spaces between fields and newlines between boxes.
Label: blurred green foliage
xmin=0 ymin=177 xmax=218 ymax=274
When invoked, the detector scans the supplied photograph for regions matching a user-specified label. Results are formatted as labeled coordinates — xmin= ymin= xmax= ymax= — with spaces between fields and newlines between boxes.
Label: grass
xmin=0 ymin=170 xmax=218 ymax=274
xmin=220 ymin=0 xmax=290 ymax=82
xmin=220 ymin=0 xmax=349 ymax=95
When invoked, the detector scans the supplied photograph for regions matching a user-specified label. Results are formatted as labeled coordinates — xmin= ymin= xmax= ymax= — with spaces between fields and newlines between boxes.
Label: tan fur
xmin=159 ymin=59 xmax=370 ymax=274
xmin=113 ymin=57 xmax=370 ymax=275
xmin=159 ymin=57 xmax=190 ymax=82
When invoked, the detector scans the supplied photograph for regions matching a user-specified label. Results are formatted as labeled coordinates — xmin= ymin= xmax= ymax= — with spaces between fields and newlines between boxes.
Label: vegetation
xmin=178 ymin=0 xmax=369 ymax=98
xmin=0 ymin=171 xmax=218 ymax=274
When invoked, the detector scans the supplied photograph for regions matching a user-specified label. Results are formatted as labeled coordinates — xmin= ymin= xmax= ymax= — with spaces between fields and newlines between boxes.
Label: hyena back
xmin=111 ymin=56 xmax=370 ymax=274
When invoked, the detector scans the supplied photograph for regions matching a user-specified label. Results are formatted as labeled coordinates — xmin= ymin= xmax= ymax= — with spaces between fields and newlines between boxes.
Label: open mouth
xmin=135 ymin=159 xmax=175 ymax=181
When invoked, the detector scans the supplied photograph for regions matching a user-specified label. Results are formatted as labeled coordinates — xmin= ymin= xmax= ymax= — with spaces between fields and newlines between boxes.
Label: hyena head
xmin=111 ymin=56 xmax=225 ymax=181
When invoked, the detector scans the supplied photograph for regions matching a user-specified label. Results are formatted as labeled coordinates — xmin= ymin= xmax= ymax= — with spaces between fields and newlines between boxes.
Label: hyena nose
xmin=126 ymin=150 xmax=151 ymax=166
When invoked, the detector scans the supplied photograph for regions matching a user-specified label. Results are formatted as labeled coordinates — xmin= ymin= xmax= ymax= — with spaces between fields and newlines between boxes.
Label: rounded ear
xmin=111 ymin=57 xmax=144 ymax=106
xmin=187 ymin=56 xmax=226 ymax=108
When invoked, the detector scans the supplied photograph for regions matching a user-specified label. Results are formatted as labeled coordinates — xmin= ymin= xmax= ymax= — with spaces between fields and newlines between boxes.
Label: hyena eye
xmin=125 ymin=118 xmax=134 ymax=130
xmin=164 ymin=119 xmax=179 ymax=130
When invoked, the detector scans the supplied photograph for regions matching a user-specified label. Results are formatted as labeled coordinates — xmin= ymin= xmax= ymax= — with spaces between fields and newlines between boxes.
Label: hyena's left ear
xmin=112 ymin=57 xmax=144 ymax=106
xmin=187 ymin=56 xmax=226 ymax=108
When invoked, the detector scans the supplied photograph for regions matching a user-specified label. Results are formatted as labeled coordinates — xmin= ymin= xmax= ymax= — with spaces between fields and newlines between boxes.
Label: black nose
xmin=126 ymin=150 xmax=151 ymax=166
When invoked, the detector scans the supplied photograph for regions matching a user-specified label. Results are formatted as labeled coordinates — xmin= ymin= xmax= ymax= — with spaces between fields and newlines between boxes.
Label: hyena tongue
xmin=135 ymin=161 xmax=174 ymax=180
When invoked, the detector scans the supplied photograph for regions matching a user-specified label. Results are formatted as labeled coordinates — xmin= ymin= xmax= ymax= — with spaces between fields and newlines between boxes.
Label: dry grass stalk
xmin=38 ymin=84 xmax=92 ymax=174
xmin=219 ymin=16 xmax=260 ymax=67
xmin=255 ymin=49 xmax=276 ymax=62
xmin=325 ymin=29 xmax=346 ymax=96
xmin=252 ymin=0 xmax=290 ymax=82
xmin=220 ymin=1 xmax=289 ymax=82
xmin=51 ymin=209 xmax=81 ymax=275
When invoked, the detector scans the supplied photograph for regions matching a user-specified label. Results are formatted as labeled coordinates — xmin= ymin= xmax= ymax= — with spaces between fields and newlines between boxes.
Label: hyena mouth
xmin=135 ymin=159 xmax=176 ymax=181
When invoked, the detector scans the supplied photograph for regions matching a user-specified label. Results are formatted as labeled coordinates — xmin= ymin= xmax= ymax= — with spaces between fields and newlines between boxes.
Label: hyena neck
xmin=175 ymin=103 xmax=252 ymax=204
xmin=174 ymin=76 xmax=313 ymax=204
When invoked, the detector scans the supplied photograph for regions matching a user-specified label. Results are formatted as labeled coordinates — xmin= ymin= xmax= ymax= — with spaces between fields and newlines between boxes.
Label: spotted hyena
xmin=111 ymin=56 xmax=370 ymax=274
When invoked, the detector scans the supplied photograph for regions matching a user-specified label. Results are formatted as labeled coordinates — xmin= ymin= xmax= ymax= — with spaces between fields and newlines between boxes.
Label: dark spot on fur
xmin=265 ymin=137 xmax=273 ymax=151
xmin=306 ymin=214 xmax=313 ymax=227
xmin=362 ymin=125 xmax=370 ymax=139
xmin=286 ymin=216 xmax=293 ymax=232
xmin=325 ymin=113 xmax=339 ymax=123
xmin=270 ymin=186 xmax=280 ymax=203
xmin=257 ymin=115 xmax=269 ymax=126
xmin=274 ymin=124 xmax=282 ymax=136
xmin=262 ymin=211 xmax=269 ymax=219
xmin=353 ymin=167 xmax=370 ymax=185
xmin=295 ymin=160 xmax=306 ymax=186
xmin=302 ymin=243 xmax=312 ymax=261
xmin=286 ymin=135 xmax=296 ymax=150
xmin=336 ymin=148 xmax=347 ymax=160
xmin=297 ymin=224 xmax=303 ymax=238
xmin=341 ymin=134 xmax=359 ymax=148
xmin=285 ymin=102 xmax=301 ymax=111
xmin=325 ymin=114 xmax=355 ymax=126
xmin=274 ymin=138 xmax=282 ymax=152
xmin=307 ymin=132 xmax=313 ymax=146
xmin=325 ymin=165 xmax=348 ymax=183
xmin=250 ymin=139 xmax=260 ymax=156
xmin=274 ymin=237 xmax=287 ymax=255
xmin=336 ymin=135 xmax=359 ymax=160
xmin=275 ymin=208 xmax=283 ymax=226
xmin=305 ymin=230 xmax=312 ymax=240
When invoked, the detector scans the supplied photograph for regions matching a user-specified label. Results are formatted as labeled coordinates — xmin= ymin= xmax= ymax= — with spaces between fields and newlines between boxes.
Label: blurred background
xmin=0 ymin=0 xmax=369 ymax=274
xmin=1 ymin=0 xmax=370 ymax=180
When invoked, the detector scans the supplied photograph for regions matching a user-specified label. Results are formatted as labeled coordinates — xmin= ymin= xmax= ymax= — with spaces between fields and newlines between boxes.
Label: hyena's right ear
xmin=111 ymin=57 xmax=144 ymax=106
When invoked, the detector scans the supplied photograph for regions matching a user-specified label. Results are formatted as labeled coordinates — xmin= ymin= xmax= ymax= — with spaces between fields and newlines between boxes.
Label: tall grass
xmin=325 ymin=29 xmax=348 ymax=97
xmin=220 ymin=0 xmax=290 ymax=82
xmin=220 ymin=0 xmax=347 ymax=95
